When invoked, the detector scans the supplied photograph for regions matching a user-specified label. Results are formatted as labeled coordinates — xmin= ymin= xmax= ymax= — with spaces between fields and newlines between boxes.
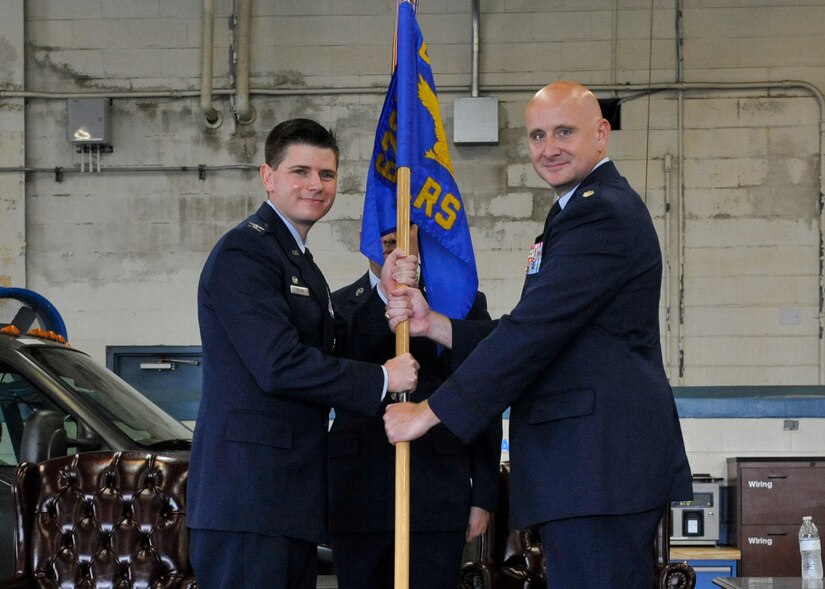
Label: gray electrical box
xmin=67 ymin=98 xmax=111 ymax=145
xmin=453 ymin=96 xmax=499 ymax=144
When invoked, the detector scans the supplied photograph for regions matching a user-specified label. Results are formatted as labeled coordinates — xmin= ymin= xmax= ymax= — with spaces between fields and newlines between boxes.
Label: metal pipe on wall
xmin=0 ymin=164 xmax=258 ymax=183
xmin=611 ymin=0 xmax=618 ymax=85
xmin=234 ymin=0 xmax=255 ymax=125
xmin=470 ymin=0 xmax=480 ymax=98
xmin=200 ymin=0 xmax=222 ymax=128
xmin=675 ymin=0 xmax=686 ymax=385
xmin=818 ymin=118 xmax=825 ymax=384
xmin=4 ymin=80 xmax=822 ymax=102
xmin=676 ymin=91 xmax=686 ymax=385
xmin=663 ymin=153 xmax=673 ymax=378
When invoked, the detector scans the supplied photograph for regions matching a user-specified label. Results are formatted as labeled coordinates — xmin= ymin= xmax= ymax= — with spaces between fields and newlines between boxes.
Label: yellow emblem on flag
xmin=418 ymin=75 xmax=455 ymax=176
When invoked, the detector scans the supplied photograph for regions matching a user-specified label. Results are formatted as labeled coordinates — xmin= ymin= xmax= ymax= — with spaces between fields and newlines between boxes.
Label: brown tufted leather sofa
xmin=0 ymin=451 xmax=197 ymax=589
xmin=461 ymin=462 xmax=696 ymax=589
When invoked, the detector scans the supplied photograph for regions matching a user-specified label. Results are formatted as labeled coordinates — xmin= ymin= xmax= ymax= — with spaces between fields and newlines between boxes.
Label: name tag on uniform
xmin=526 ymin=242 xmax=543 ymax=275
xmin=290 ymin=285 xmax=310 ymax=296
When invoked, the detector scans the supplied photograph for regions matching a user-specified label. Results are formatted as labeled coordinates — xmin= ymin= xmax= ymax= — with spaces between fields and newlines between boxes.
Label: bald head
xmin=530 ymin=81 xmax=604 ymax=122
xmin=526 ymin=81 xmax=610 ymax=194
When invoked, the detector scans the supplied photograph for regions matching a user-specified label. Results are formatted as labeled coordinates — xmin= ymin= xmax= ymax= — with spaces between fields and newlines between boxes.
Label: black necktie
xmin=304 ymin=247 xmax=317 ymax=269
xmin=302 ymin=247 xmax=334 ymax=331
xmin=540 ymin=200 xmax=562 ymax=242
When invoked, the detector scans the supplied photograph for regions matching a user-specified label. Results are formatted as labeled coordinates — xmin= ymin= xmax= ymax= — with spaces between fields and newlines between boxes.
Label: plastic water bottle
xmin=800 ymin=516 xmax=824 ymax=580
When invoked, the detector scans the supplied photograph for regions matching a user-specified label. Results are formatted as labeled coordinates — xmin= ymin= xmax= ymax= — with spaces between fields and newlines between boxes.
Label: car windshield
xmin=24 ymin=346 xmax=192 ymax=447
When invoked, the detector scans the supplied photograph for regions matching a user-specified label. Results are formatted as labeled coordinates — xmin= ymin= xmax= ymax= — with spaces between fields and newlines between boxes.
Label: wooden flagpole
xmin=393 ymin=3 xmax=413 ymax=587
xmin=394 ymin=167 xmax=411 ymax=589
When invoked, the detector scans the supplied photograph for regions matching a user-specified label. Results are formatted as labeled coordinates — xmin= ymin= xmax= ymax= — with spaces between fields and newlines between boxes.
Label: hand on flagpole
xmin=387 ymin=285 xmax=455 ymax=349
xmin=378 ymin=248 xmax=419 ymax=300
xmin=386 ymin=286 xmax=428 ymax=335
xmin=384 ymin=353 xmax=420 ymax=394
xmin=384 ymin=399 xmax=440 ymax=444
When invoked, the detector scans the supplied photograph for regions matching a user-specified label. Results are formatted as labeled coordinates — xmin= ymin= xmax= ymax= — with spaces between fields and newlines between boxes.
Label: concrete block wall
xmin=499 ymin=417 xmax=825 ymax=480
xmin=681 ymin=418 xmax=825 ymax=480
xmin=2 ymin=0 xmax=825 ymax=480
xmin=0 ymin=0 xmax=25 ymax=287
xmin=680 ymin=91 xmax=821 ymax=386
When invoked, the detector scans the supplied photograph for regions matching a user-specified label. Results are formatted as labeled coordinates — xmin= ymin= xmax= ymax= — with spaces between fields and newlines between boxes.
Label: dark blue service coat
xmin=429 ymin=161 xmax=693 ymax=530
xmin=328 ymin=275 xmax=500 ymax=535
xmin=188 ymin=202 xmax=385 ymax=544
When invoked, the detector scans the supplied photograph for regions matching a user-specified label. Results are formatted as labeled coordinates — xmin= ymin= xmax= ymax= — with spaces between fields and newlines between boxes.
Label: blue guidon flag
xmin=360 ymin=0 xmax=478 ymax=320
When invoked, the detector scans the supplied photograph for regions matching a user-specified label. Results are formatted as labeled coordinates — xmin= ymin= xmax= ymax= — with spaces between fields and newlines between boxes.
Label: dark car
xmin=0 ymin=289 xmax=193 ymax=576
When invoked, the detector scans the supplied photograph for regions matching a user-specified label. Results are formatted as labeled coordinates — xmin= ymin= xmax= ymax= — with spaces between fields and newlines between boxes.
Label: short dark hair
xmin=264 ymin=118 xmax=339 ymax=169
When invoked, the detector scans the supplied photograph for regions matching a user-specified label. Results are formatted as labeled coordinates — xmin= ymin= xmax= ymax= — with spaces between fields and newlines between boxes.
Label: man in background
xmin=329 ymin=226 xmax=501 ymax=589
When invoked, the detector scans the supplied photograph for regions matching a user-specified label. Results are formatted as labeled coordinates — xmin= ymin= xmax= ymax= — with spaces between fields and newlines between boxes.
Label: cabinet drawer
xmin=687 ymin=560 xmax=737 ymax=589
xmin=739 ymin=524 xmax=799 ymax=576
xmin=740 ymin=466 xmax=825 ymax=524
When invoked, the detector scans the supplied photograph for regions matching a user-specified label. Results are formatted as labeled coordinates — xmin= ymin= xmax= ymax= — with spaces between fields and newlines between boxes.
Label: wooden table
xmin=671 ymin=546 xmax=742 ymax=561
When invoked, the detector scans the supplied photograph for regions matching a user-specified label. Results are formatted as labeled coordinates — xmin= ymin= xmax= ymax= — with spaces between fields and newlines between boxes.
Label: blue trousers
xmin=330 ymin=530 xmax=466 ymax=589
xmin=540 ymin=505 xmax=664 ymax=589
xmin=189 ymin=528 xmax=317 ymax=589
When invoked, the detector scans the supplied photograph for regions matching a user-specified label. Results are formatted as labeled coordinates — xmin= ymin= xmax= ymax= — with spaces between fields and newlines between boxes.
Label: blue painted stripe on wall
xmin=177 ymin=385 xmax=825 ymax=421
xmin=673 ymin=386 xmax=825 ymax=418
xmin=496 ymin=386 xmax=825 ymax=419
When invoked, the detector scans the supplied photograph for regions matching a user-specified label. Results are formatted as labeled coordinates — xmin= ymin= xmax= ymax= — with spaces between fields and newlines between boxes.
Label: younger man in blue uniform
xmin=188 ymin=118 xmax=419 ymax=589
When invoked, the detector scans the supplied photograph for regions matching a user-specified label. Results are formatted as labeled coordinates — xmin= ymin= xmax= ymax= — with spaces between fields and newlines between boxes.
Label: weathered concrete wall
xmin=2 ymin=0 xmax=824 ymax=396
xmin=0 ymin=0 xmax=25 ymax=287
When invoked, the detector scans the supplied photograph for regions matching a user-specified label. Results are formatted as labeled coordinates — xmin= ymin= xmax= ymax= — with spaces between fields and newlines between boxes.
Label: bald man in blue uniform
xmin=383 ymin=82 xmax=693 ymax=588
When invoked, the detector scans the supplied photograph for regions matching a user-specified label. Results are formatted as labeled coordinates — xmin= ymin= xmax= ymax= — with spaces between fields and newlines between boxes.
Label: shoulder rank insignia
xmin=247 ymin=221 xmax=266 ymax=233
xmin=582 ymin=190 xmax=595 ymax=198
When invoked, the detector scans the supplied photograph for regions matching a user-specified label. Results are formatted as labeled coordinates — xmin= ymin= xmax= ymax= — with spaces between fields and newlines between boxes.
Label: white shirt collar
xmin=557 ymin=157 xmax=610 ymax=210
xmin=368 ymin=268 xmax=380 ymax=289
xmin=266 ymin=200 xmax=307 ymax=253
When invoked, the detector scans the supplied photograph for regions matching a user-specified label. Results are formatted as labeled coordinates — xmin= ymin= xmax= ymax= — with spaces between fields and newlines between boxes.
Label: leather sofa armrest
xmin=658 ymin=561 xmax=696 ymax=589
xmin=461 ymin=561 xmax=494 ymax=589
xmin=494 ymin=566 xmax=544 ymax=589
xmin=462 ymin=561 xmax=542 ymax=589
